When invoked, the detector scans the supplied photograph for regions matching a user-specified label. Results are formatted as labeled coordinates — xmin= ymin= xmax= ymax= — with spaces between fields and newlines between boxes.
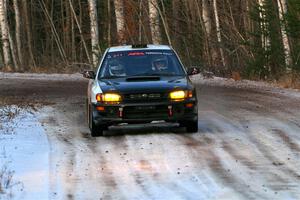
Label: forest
xmin=0 ymin=0 xmax=299 ymax=80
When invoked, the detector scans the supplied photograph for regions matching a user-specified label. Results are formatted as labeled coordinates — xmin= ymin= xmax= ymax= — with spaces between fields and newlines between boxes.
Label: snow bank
xmin=0 ymin=72 xmax=83 ymax=81
xmin=191 ymin=74 xmax=300 ymax=99
xmin=0 ymin=107 xmax=49 ymax=199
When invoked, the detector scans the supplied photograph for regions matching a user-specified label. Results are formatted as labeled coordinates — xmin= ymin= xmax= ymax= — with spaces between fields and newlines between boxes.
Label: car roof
xmin=107 ymin=44 xmax=172 ymax=52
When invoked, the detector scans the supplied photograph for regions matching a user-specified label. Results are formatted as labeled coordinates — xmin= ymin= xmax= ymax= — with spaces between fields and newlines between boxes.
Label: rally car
xmin=83 ymin=44 xmax=199 ymax=137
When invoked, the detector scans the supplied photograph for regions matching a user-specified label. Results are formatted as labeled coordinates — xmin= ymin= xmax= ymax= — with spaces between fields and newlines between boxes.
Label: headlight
xmin=169 ymin=90 xmax=186 ymax=100
xmin=169 ymin=90 xmax=193 ymax=101
xmin=96 ymin=93 xmax=122 ymax=103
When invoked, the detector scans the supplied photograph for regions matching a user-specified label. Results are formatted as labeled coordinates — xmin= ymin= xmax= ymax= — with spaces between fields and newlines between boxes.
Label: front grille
xmin=123 ymin=93 xmax=167 ymax=103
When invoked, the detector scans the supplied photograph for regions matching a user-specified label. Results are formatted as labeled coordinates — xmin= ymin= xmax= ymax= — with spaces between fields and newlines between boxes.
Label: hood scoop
xmin=126 ymin=76 xmax=160 ymax=82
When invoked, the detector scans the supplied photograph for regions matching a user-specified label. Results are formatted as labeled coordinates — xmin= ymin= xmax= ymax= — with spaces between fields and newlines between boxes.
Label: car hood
xmin=98 ymin=76 xmax=193 ymax=94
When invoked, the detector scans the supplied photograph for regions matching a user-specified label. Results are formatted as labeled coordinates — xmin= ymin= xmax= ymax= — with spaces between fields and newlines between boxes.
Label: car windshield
xmin=98 ymin=50 xmax=185 ymax=79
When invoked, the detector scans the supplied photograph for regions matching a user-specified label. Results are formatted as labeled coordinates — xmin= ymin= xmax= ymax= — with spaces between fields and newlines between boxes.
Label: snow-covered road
xmin=0 ymin=74 xmax=300 ymax=199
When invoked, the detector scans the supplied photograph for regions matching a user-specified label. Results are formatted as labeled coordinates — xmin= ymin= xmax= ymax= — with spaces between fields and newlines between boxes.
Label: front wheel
xmin=179 ymin=120 xmax=198 ymax=133
xmin=90 ymin=120 xmax=104 ymax=137
xmin=88 ymin=105 xmax=104 ymax=137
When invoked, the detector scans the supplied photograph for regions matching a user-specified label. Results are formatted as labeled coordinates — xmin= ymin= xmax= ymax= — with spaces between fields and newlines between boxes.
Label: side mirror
xmin=187 ymin=67 xmax=200 ymax=76
xmin=82 ymin=70 xmax=96 ymax=79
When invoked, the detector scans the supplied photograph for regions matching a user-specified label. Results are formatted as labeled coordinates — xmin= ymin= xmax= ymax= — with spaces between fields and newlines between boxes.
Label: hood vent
xmin=126 ymin=76 xmax=160 ymax=82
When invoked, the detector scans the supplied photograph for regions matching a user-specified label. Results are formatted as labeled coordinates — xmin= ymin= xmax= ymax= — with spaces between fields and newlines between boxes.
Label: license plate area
xmin=134 ymin=106 xmax=156 ymax=111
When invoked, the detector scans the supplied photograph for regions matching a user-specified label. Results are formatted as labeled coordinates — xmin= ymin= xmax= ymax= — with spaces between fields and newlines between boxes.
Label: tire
xmin=88 ymin=104 xmax=104 ymax=137
xmin=179 ymin=120 xmax=198 ymax=133
xmin=90 ymin=120 xmax=104 ymax=137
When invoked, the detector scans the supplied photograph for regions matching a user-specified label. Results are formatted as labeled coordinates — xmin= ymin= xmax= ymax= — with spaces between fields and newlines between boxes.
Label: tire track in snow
xmin=124 ymin=134 xmax=182 ymax=199
xmin=272 ymin=129 xmax=300 ymax=153
xmin=221 ymin=141 xmax=258 ymax=171
xmin=176 ymin=134 xmax=262 ymax=199
xmin=244 ymin=127 xmax=300 ymax=193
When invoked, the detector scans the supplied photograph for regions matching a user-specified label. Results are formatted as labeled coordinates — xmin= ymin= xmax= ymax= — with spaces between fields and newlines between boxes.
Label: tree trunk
xmin=258 ymin=0 xmax=270 ymax=52
xmin=22 ymin=0 xmax=36 ymax=69
xmin=40 ymin=0 xmax=68 ymax=64
xmin=212 ymin=0 xmax=226 ymax=67
xmin=202 ymin=0 xmax=212 ymax=36
xmin=71 ymin=2 xmax=76 ymax=62
xmin=88 ymin=0 xmax=100 ymax=66
xmin=157 ymin=0 xmax=172 ymax=45
xmin=0 ymin=0 xmax=11 ymax=69
xmin=8 ymin=27 xmax=19 ymax=71
xmin=258 ymin=0 xmax=271 ymax=73
xmin=13 ymin=0 xmax=22 ymax=69
xmin=148 ymin=0 xmax=161 ymax=44
xmin=276 ymin=0 xmax=292 ymax=69
xmin=107 ymin=0 xmax=111 ymax=46
xmin=114 ymin=0 xmax=126 ymax=44
xmin=199 ymin=0 xmax=215 ymax=66
xmin=68 ymin=0 xmax=91 ymax=64
xmin=64 ymin=0 xmax=71 ymax=59
xmin=138 ymin=0 xmax=142 ymax=43
xmin=171 ymin=0 xmax=180 ymax=46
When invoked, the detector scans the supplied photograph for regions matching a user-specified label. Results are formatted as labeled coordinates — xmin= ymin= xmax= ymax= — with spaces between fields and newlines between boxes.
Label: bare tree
xmin=8 ymin=25 xmax=19 ymax=71
xmin=40 ymin=0 xmax=68 ymax=63
xmin=213 ymin=0 xmax=226 ymax=67
xmin=171 ymin=0 xmax=180 ymax=45
xmin=197 ymin=0 xmax=215 ymax=66
xmin=202 ymin=0 xmax=212 ymax=37
xmin=157 ymin=0 xmax=172 ymax=45
xmin=148 ymin=0 xmax=161 ymax=44
xmin=0 ymin=0 xmax=11 ymax=69
xmin=258 ymin=0 xmax=270 ymax=52
xmin=107 ymin=0 xmax=111 ymax=46
xmin=0 ymin=0 xmax=296 ymax=77
xmin=68 ymin=0 xmax=91 ymax=64
xmin=88 ymin=0 xmax=100 ymax=66
xmin=13 ymin=0 xmax=22 ymax=68
xmin=277 ymin=0 xmax=292 ymax=69
xmin=22 ymin=0 xmax=36 ymax=69
xmin=114 ymin=0 xmax=126 ymax=44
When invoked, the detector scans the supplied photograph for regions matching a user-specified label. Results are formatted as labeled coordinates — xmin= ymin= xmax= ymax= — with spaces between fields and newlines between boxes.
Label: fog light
xmin=186 ymin=103 xmax=194 ymax=108
xmin=96 ymin=106 xmax=105 ymax=111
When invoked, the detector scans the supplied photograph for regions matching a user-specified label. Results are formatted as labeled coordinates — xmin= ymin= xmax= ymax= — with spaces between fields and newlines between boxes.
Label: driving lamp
xmin=96 ymin=93 xmax=122 ymax=102
xmin=169 ymin=90 xmax=193 ymax=101
xmin=169 ymin=90 xmax=186 ymax=100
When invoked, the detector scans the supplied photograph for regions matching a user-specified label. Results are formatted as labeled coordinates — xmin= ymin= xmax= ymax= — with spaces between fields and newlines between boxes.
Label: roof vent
xmin=132 ymin=44 xmax=148 ymax=48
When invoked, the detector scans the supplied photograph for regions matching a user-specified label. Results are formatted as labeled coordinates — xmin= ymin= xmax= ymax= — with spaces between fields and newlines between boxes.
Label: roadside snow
xmin=0 ymin=72 xmax=83 ymax=81
xmin=191 ymin=74 xmax=300 ymax=99
xmin=0 ymin=107 xmax=49 ymax=200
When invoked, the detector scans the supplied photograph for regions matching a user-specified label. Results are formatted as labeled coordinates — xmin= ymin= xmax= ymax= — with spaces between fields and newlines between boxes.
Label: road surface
xmin=0 ymin=74 xmax=300 ymax=199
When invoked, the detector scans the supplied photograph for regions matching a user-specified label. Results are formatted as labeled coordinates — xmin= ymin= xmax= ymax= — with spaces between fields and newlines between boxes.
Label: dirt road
xmin=1 ymin=74 xmax=300 ymax=199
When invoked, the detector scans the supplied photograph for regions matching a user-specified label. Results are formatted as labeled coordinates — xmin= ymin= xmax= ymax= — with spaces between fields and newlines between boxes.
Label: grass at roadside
xmin=0 ymin=153 xmax=23 ymax=198
xmin=0 ymin=105 xmax=24 ymax=135
xmin=276 ymin=72 xmax=300 ymax=89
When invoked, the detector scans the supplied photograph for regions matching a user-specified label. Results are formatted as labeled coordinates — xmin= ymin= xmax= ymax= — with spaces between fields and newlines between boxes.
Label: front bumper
xmin=92 ymin=99 xmax=198 ymax=125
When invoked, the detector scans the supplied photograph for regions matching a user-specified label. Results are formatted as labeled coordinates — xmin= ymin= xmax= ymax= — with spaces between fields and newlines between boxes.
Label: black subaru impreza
xmin=83 ymin=44 xmax=199 ymax=137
